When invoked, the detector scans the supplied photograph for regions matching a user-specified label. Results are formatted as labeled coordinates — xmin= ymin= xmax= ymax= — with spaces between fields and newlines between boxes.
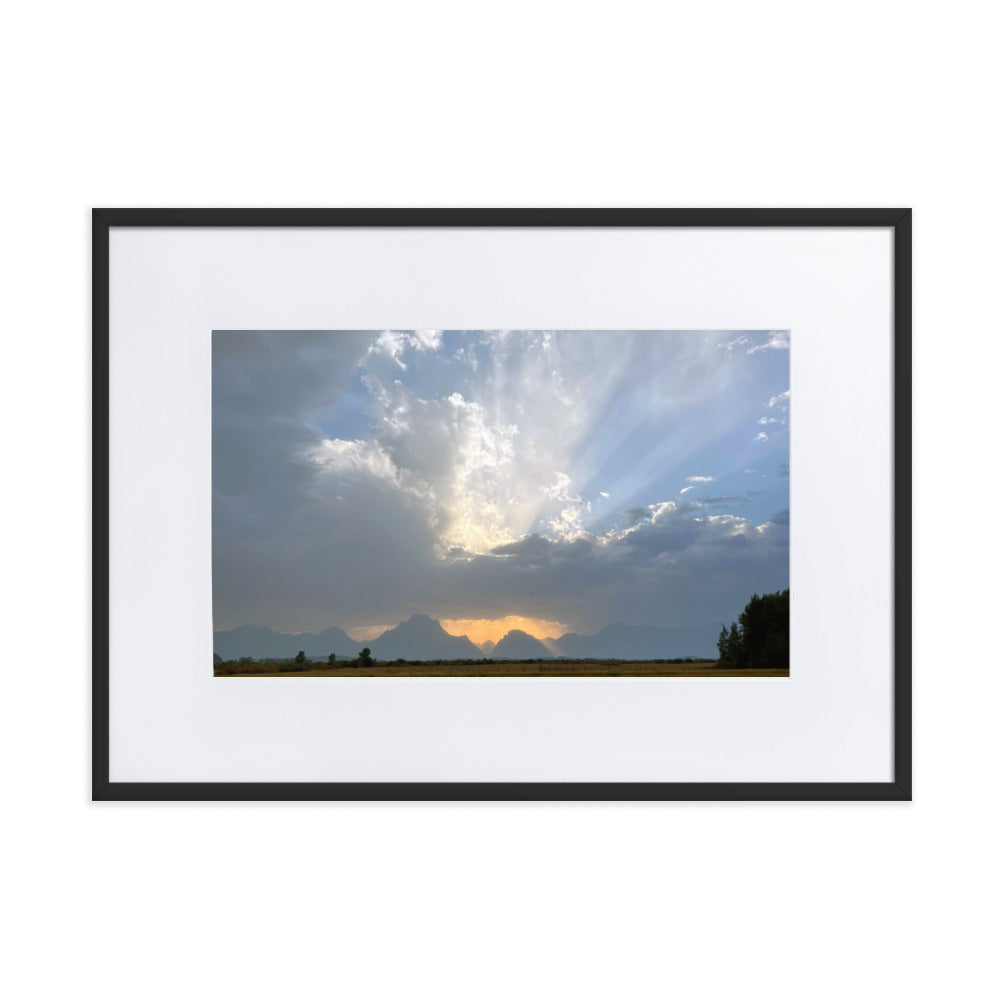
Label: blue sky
xmin=213 ymin=330 xmax=789 ymax=640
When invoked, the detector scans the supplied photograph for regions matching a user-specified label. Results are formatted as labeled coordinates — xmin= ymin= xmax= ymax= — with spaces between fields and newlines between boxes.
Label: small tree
xmin=728 ymin=621 xmax=745 ymax=667
xmin=358 ymin=647 xmax=373 ymax=668
xmin=294 ymin=650 xmax=306 ymax=664
xmin=328 ymin=652 xmax=337 ymax=665
xmin=717 ymin=622 xmax=745 ymax=666
xmin=717 ymin=624 xmax=730 ymax=662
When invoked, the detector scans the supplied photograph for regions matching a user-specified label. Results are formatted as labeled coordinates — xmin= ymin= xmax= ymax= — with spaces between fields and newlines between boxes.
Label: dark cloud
xmin=213 ymin=331 xmax=790 ymax=633
xmin=620 ymin=507 xmax=651 ymax=526
xmin=492 ymin=533 xmax=553 ymax=557
xmin=440 ymin=512 xmax=788 ymax=629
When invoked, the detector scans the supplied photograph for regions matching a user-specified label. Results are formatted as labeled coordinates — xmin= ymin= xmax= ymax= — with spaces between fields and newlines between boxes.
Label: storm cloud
xmin=213 ymin=330 xmax=790 ymax=635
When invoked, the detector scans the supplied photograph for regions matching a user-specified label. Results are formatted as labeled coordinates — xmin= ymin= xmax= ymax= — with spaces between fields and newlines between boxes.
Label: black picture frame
xmin=93 ymin=207 xmax=912 ymax=802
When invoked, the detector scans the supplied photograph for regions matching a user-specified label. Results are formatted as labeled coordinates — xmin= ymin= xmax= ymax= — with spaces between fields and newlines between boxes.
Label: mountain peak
xmin=368 ymin=614 xmax=479 ymax=660
xmin=499 ymin=628 xmax=532 ymax=640
xmin=493 ymin=628 xmax=552 ymax=660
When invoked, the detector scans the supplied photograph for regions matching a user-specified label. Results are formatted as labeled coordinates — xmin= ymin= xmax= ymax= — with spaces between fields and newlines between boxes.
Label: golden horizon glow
xmin=346 ymin=615 xmax=571 ymax=646
xmin=439 ymin=615 xmax=570 ymax=646
xmin=348 ymin=624 xmax=392 ymax=642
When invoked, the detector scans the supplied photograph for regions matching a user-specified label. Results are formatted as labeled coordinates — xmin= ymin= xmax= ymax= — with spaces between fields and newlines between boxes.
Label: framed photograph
xmin=93 ymin=208 xmax=911 ymax=800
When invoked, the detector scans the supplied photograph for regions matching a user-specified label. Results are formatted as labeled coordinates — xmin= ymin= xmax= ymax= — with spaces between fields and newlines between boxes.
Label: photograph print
xmin=213 ymin=330 xmax=790 ymax=677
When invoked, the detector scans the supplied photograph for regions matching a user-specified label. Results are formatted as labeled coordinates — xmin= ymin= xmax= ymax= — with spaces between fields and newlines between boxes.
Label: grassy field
xmin=215 ymin=660 xmax=789 ymax=678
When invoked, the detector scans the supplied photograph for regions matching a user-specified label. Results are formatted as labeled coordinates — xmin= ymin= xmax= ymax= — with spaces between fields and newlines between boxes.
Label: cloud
xmin=410 ymin=329 xmax=443 ymax=350
xmin=648 ymin=501 xmax=680 ymax=522
xmin=325 ymin=331 xmax=753 ymax=557
xmin=314 ymin=378 xmax=524 ymax=555
xmin=213 ymin=331 xmax=444 ymax=631
xmin=444 ymin=502 xmax=789 ymax=629
xmin=312 ymin=438 xmax=399 ymax=483
xmin=492 ymin=533 xmax=553 ymax=557
xmin=213 ymin=331 xmax=790 ymax=634
xmin=749 ymin=330 xmax=790 ymax=354
xmin=542 ymin=472 xmax=577 ymax=502
xmin=620 ymin=507 xmax=652 ymax=526
xmin=338 ymin=333 xmax=655 ymax=554
xmin=679 ymin=486 xmax=695 ymax=495
xmin=726 ymin=331 xmax=790 ymax=355
xmin=696 ymin=495 xmax=746 ymax=506
xmin=369 ymin=329 xmax=444 ymax=369
xmin=753 ymin=388 xmax=789 ymax=441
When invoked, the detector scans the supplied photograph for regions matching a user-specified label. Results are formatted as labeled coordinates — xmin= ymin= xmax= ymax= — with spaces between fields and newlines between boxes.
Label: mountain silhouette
xmin=212 ymin=624 xmax=356 ymax=661
xmin=214 ymin=616 xmax=720 ymax=662
xmin=479 ymin=639 xmax=497 ymax=655
xmin=368 ymin=614 xmax=482 ymax=661
xmin=492 ymin=629 xmax=552 ymax=659
xmin=554 ymin=622 xmax=718 ymax=659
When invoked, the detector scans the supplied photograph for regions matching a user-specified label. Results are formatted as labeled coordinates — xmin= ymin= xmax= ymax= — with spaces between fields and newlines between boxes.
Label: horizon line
xmin=213 ymin=613 xmax=728 ymax=644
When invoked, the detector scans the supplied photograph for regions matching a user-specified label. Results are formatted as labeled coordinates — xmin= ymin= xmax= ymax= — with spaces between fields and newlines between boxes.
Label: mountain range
xmin=554 ymin=622 xmax=719 ymax=660
xmin=214 ymin=615 xmax=719 ymax=661
xmin=212 ymin=624 xmax=357 ymax=661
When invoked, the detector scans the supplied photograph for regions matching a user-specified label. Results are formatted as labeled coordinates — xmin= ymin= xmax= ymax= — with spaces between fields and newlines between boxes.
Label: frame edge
xmin=892 ymin=209 xmax=913 ymax=800
xmin=92 ymin=209 xmax=111 ymax=801
xmin=92 ymin=207 xmax=913 ymax=802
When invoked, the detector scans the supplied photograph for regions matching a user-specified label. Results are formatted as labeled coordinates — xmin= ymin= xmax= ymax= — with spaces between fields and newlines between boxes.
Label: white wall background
xmin=1 ymin=2 xmax=995 ymax=999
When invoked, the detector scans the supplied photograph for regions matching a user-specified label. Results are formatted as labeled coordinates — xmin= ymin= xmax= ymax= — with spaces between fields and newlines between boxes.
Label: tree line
xmin=291 ymin=648 xmax=373 ymax=667
xmin=717 ymin=589 xmax=789 ymax=669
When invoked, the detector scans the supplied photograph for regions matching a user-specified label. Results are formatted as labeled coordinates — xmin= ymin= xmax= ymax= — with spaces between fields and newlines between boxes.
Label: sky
xmin=213 ymin=330 xmax=789 ymax=642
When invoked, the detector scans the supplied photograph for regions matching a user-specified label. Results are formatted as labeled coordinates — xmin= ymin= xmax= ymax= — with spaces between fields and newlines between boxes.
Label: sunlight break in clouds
xmin=439 ymin=615 xmax=571 ymax=647
xmin=213 ymin=330 xmax=790 ymax=635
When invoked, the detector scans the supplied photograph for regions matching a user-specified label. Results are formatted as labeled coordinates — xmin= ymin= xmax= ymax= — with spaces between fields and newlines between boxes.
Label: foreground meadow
xmin=215 ymin=660 xmax=789 ymax=678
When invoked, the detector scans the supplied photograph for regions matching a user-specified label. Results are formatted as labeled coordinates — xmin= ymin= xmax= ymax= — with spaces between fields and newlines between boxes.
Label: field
xmin=214 ymin=660 xmax=789 ymax=678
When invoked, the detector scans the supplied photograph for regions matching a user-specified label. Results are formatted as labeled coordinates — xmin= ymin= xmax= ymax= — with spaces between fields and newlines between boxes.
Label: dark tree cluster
xmin=717 ymin=589 xmax=789 ymax=669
